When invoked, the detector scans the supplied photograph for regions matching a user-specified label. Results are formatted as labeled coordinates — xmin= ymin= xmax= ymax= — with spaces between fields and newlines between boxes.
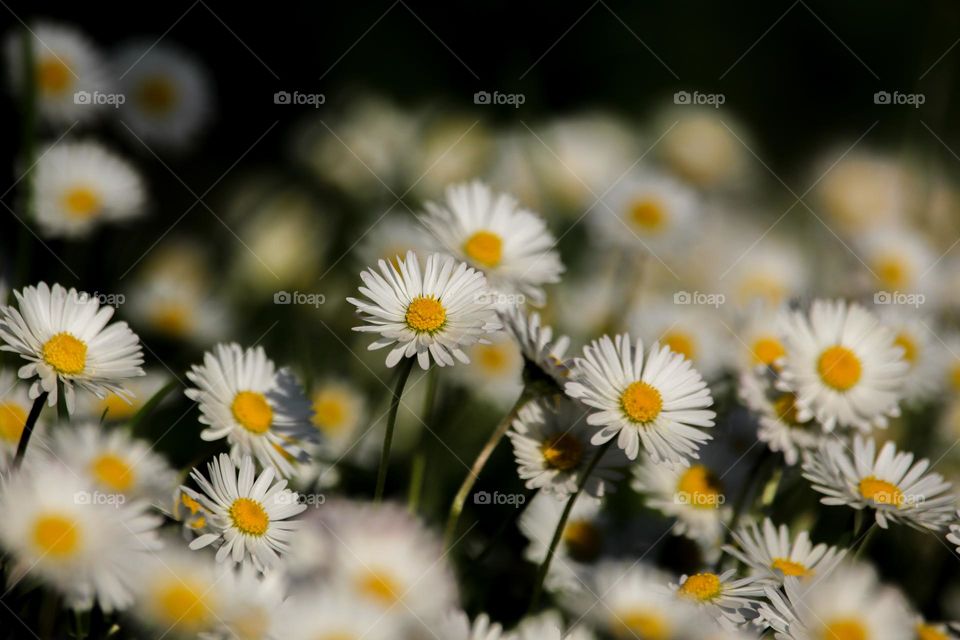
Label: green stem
xmin=529 ymin=439 xmax=614 ymax=612
xmin=444 ymin=388 xmax=531 ymax=547
xmin=13 ymin=391 xmax=47 ymax=471
xmin=374 ymin=357 xmax=415 ymax=502
xmin=407 ymin=368 xmax=439 ymax=513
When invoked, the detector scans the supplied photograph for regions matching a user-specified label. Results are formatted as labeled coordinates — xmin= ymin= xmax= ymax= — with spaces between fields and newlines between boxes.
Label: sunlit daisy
xmin=34 ymin=140 xmax=146 ymax=237
xmin=874 ymin=309 xmax=943 ymax=404
xmin=131 ymin=546 xmax=223 ymax=636
xmin=802 ymin=435 xmax=955 ymax=530
xmin=347 ymin=251 xmax=501 ymax=369
xmin=631 ymin=455 xmax=730 ymax=546
xmin=420 ymin=180 xmax=563 ymax=306
xmin=0 ymin=282 xmax=145 ymax=414
xmin=509 ymin=396 xmax=627 ymax=498
xmin=629 ymin=297 xmax=731 ymax=380
xmin=0 ymin=367 xmax=44 ymax=466
xmin=185 ymin=342 xmax=315 ymax=477
xmin=0 ymin=464 xmax=162 ymax=611
xmin=449 ymin=329 xmax=523 ymax=408
xmin=777 ymin=299 xmax=908 ymax=432
xmin=499 ymin=304 xmax=571 ymax=390
xmin=114 ymin=41 xmax=212 ymax=150
xmin=857 ymin=227 xmax=936 ymax=296
xmin=672 ymin=569 xmax=765 ymax=627
xmin=738 ymin=369 xmax=824 ymax=465
xmin=437 ymin=610 xmax=504 ymax=640
xmin=565 ymin=333 xmax=715 ymax=463
xmin=310 ymin=379 xmax=367 ymax=455
xmin=184 ymin=454 xmax=306 ymax=569
xmin=724 ymin=517 xmax=845 ymax=585
xmin=758 ymin=561 xmax=912 ymax=640
xmin=520 ymin=492 xmax=604 ymax=592
xmin=5 ymin=22 xmax=107 ymax=125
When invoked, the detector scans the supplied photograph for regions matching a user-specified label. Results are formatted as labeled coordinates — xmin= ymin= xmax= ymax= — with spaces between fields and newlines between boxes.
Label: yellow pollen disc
xmin=138 ymin=75 xmax=178 ymax=115
xmin=312 ymin=394 xmax=348 ymax=434
xmin=874 ymin=255 xmax=908 ymax=290
xmin=817 ymin=345 xmax=862 ymax=391
xmin=950 ymin=362 xmax=960 ymax=391
xmin=676 ymin=465 xmax=723 ymax=510
xmin=620 ymin=381 xmax=663 ymax=424
xmin=821 ymin=618 xmax=867 ymax=640
xmin=0 ymin=402 xmax=28 ymax=443
xmin=771 ymin=557 xmax=811 ymax=577
xmin=678 ymin=572 xmax=722 ymax=601
xmin=616 ymin=609 xmax=669 ymax=640
xmin=662 ymin=331 xmax=696 ymax=361
xmin=475 ymin=343 xmax=510 ymax=373
xmin=357 ymin=570 xmax=402 ymax=604
xmin=62 ymin=186 xmax=101 ymax=220
xmin=180 ymin=492 xmax=202 ymax=515
xmin=232 ymin=391 xmax=273 ymax=434
xmin=91 ymin=453 xmax=135 ymax=492
xmin=405 ymin=296 xmax=446 ymax=333
xmin=628 ymin=197 xmax=667 ymax=233
xmin=751 ymin=336 xmax=786 ymax=366
xmin=229 ymin=497 xmax=269 ymax=536
xmin=32 ymin=514 xmax=80 ymax=558
xmin=894 ymin=332 xmax=917 ymax=365
xmin=917 ymin=623 xmax=950 ymax=640
xmin=562 ymin=519 xmax=603 ymax=562
xmin=858 ymin=476 xmax=904 ymax=508
xmin=151 ymin=303 xmax=193 ymax=337
xmin=541 ymin=433 xmax=584 ymax=471
xmin=37 ymin=57 xmax=72 ymax=94
xmin=42 ymin=332 xmax=87 ymax=375
xmin=463 ymin=230 xmax=503 ymax=268
xmin=156 ymin=580 xmax=213 ymax=628
xmin=772 ymin=393 xmax=800 ymax=425
xmin=98 ymin=393 xmax=137 ymax=421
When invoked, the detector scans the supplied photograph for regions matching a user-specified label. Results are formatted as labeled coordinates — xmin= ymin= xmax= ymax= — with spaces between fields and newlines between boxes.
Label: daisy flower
xmin=509 ymin=397 xmax=627 ymax=498
xmin=76 ymin=370 xmax=168 ymax=422
xmin=347 ymin=251 xmax=501 ymax=369
xmin=564 ymin=333 xmax=715 ymax=464
xmin=875 ymin=309 xmax=943 ymax=404
xmin=0 ymin=282 xmax=145 ymax=414
xmin=499 ymin=304 xmax=571 ymax=389
xmin=511 ymin=610 xmax=595 ymax=640
xmin=127 ymin=277 xmax=231 ymax=345
xmin=449 ymin=330 xmax=524 ymax=408
xmin=758 ymin=561 xmax=912 ymax=640
xmin=738 ymin=370 xmax=824 ymax=465
xmin=5 ymin=22 xmax=107 ymax=125
xmin=815 ymin=151 xmax=911 ymax=233
xmin=949 ymin=510 xmax=960 ymax=553
xmin=420 ymin=180 xmax=563 ymax=306
xmin=722 ymin=239 xmax=809 ymax=309
xmin=672 ymin=570 xmax=765 ymax=627
xmin=723 ymin=518 xmax=845 ymax=584
xmin=857 ymin=227 xmax=936 ymax=296
xmin=520 ymin=492 xmax=604 ymax=592
xmin=629 ymin=297 xmax=731 ymax=380
xmin=437 ymin=611 xmax=504 ymax=640
xmin=34 ymin=141 xmax=146 ymax=238
xmin=184 ymin=454 xmax=306 ymax=569
xmin=206 ymin=563 xmax=286 ymax=640
xmin=0 ymin=367 xmax=44 ymax=466
xmin=0 ymin=464 xmax=162 ymax=611
xmin=114 ymin=41 xmax=213 ymax=150
xmin=309 ymin=379 xmax=367 ymax=455
xmin=274 ymin=588 xmax=397 ymax=640
xmin=172 ymin=486 xmax=213 ymax=536
xmin=631 ymin=456 xmax=730 ymax=546
xmin=777 ymin=299 xmax=908 ymax=432
xmin=802 ymin=435 xmax=955 ymax=530
xmin=131 ymin=547 xmax=224 ymax=636
xmin=185 ymin=342 xmax=315 ymax=477
xmin=658 ymin=109 xmax=745 ymax=188
xmin=914 ymin=617 xmax=959 ymax=640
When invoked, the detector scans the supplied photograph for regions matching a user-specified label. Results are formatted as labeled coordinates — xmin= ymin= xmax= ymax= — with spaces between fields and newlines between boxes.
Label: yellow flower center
xmin=817 ymin=345 xmax=862 ymax=391
xmin=32 ymin=514 xmax=80 ymax=558
xmin=97 ymin=393 xmax=137 ymax=421
xmin=138 ymin=75 xmax=178 ymax=115
xmin=771 ymin=557 xmax=811 ymax=577
xmin=772 ymin=393 xmax=800 ymax=425
xmin=628 ymin=197 xmax=667 ymax=233
xmin=620 ymin=381 xmax=663 ymax=424
xmin=312 ymin=393 xmax=348 ymax=434
xmin=357 ymin=570 xmax=402 ymax=604
xmin=615 ymin=609 xmax=669 ymax=640
xmin=662 ymin=331 xmax=696 ymax=361
xmin=37 ymin=57 xmax=72 ymax=95
xmin=562 ymin=519 xmax=603 ymax=562
xmin=62 ymin=186 xmax=101 ymax=220
xmin=151 ymin=303 xmax=193 ymax=337
xmin=678 ymin=572 xmax=722 ymax=601
xmin=232 ymin=391 xmax=273 ymax=434
xmin=676 ymin=465 xmax=723 ymax=510
xmin=874 ymin=255 xmax=908 ymax=290
xmin=91 ymin=453 xmax=136 ymax=492
xmin=228 ymin=609 xmax=270 ymax=640
xmin=751 ymin=336 xmax=786 ymax=366
xmin=541 ymin=432 xmax=584 ymax=471
xmin=42 ymin=332 xmax=87 ymax=375
xmin=463 ymin=230 xmax=503 ymax=268
xmin=894 ymin=332 xmax=917 ymax=365
xmin=475 ymin=343 xmax=511 ymax=373
xmin=404 ymin=296 xmax=447 ymax=333
xmin=229 ymin=497 xmax=269 ymax=536
xmin=858 ymin=476 xmax=904 ymax=508
xmin=917 ymin=623 xmax=950 ymax=640
xmin=155 ymin=580 xmax=213 ymax=629
xmin=821 ymin=618 xmax=868 ymax=640
xmin=950 ymin=362 xmax=960 ymax=391
xmin=0 ymin=402 xmax=28 ymax=443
